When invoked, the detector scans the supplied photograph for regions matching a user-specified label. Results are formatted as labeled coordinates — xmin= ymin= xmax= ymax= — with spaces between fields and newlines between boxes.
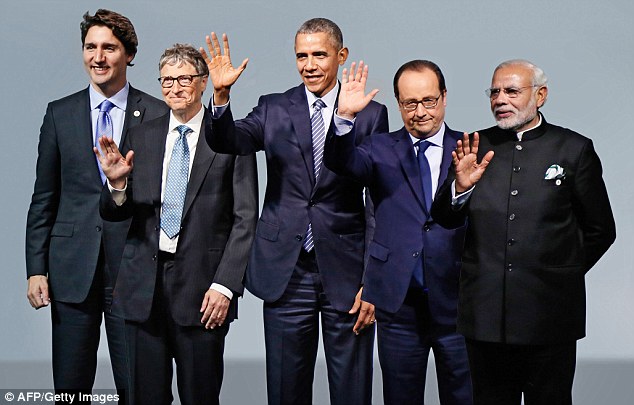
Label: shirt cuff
xmin=333 ymin=109 xmax=355 ymax=136
xmin=210 ymin=95 xmax=229 ymax=119
xmin=451 ymin=180 xmax=475 ymax=207
xmin=210 ymin=283 xmax=233 ymax=300
xmin=107 ymin=180 xmax=127 ymax=206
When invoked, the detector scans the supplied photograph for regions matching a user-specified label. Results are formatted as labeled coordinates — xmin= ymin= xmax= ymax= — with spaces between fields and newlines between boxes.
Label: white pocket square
xmin=544 ymin=164 xmax=566 ymax=180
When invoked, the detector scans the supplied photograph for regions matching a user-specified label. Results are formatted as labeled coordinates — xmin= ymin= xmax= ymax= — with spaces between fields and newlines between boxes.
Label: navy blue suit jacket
xmin=325 ymin=126 xmax=466 ymax=326
xmin=26 ymin=86 xmax=167 ymax=302
xmin=207 ymin=84 xmax=388 ymax=312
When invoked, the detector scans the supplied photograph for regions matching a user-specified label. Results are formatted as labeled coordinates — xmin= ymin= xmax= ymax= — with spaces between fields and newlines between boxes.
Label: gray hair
xmin=495 ymin=59 xmax=548 ymax=87
xmin=296 ymin=18 xmax=343 ymax=50
xmin=159 ymin=43 xmax=209 ymax=75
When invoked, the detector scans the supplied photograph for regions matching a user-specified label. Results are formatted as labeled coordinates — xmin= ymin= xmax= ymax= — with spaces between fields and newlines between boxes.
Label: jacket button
xmin=507 ymin=238 xmax=516 ymax=246
xmin=511 ymin=189 xmax=518 ymax=196
xmin=154 ymin=226 xmax=159 ymax=231
xmin=412 ymin=251 xmax=420 ymax=258
xmin=95 ymin=226 xmax=102 ymax=232
xmin=423 ymin=224 xmax=431 ymax=232
xmin=309 ymin=200 xmax=316 ymax=207
xmin=152 ymin=254 xmax=157 ymax=261
xmin=509 ymin=213 xmax=516 ymax=220
xmin=515 ymin=144 xmax=523 ymax=151
xmin=513 ymin=166 xmax=521 ymax=173
xmin=295 ymin=234 xmax=303 ymax=241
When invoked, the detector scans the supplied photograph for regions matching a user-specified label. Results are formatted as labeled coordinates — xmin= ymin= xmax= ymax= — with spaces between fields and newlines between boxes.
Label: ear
xmin=536 ymin=86 xmax=548 ymax=108
xmin=200 ymin=75 xmax=209 ymax=94
xmin=442 ymin=89 xmax=448 ymax=108
xmin=338 ymin=47 xmax=349 ymax=65
xmin=126 ymin=52 xmax=135 ymax=65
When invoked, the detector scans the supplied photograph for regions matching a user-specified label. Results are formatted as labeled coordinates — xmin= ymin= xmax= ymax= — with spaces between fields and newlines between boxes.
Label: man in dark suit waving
xmin=432 ymin=59 xmax=616 ymax=404
xmin=96 ymin=43 xmax=257 ymax=404
xmin=325 ymin=60 xmax=473 ymax=404
xmin=200 ymin=18 xmax=388 ymax=404
xmin=26 ymin=9 xmax=167 ymax=396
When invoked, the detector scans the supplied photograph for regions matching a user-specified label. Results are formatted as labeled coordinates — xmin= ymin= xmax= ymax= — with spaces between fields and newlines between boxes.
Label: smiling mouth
xmin=494 ymin=109 xmax=513 ymax=118
xmin=92 ymin=66 xmax=110 ymax=72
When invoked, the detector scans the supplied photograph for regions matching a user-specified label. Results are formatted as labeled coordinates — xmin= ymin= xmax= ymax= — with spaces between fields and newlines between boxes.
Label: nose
xmin=94 ymin=48 xmax=105 ymax=63
xmin=414 ymin=102 xmax=427 ymax=116
xmin=305 ymin=56 xmax=316 ymax=70
xmin=170 ymin=80 xmax=183 ymax=94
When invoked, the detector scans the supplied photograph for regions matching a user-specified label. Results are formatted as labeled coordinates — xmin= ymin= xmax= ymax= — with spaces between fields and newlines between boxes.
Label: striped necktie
xmin=303 ymin=99 xmax=326 ymax=252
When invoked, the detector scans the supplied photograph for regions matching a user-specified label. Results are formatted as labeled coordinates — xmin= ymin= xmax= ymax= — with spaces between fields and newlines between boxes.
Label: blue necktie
xmin=161 ymin=125 xmax=192 ymax=239
xmin=413 ymin=140 xmax=432 ymax=289
xmin=416 ymin=140 xmax=433 ymax=212
xmin=303 ymin=99 xmax=326 ymax=252
xmin=95 ymin=99 xmax=115 ymax=183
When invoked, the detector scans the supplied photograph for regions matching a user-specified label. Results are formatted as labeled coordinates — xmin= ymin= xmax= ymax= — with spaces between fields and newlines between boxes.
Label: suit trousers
xmin=377 ymin=286 xmax=472 ymax=405
xmin=263 ymin=249 xmax=375 ymax=405
xmin=466 ymin=339 xmax=576 ymax=405
xmin=51 ymin=248 xmax=128 ymax=401
xmin=128 ymin=253 xmax=228 ymax=405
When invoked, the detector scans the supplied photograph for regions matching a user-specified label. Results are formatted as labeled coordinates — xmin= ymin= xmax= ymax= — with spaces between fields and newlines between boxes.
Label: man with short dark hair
xmin=200 ymin=17 xmax=388 ymax=404
xmin=26 ymin=9 xmax=167 ymax=396
xmin=432 ymin=59 xmax=616 ymax=405
xmin=97 ymin=43 xmax=257 ymax=405
xmin=325 ymin=60 xmax=473 ymax=404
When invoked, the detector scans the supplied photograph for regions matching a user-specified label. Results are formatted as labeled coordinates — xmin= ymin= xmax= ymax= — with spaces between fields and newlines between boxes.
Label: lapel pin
xmin=133 ymin=110 xmax=141 ymax=117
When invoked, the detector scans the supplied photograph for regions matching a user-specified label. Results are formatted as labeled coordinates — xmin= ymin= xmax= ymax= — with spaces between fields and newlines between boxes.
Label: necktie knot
xmin=176 ymin=125 xmax=193 ymax=137
xmin=313 ymin=99 xmax=326 ymax=113
xmin=99 ymin=99 xmax=115 ymax=113
xmin=415 ymin=140 xmax=431 ymax=155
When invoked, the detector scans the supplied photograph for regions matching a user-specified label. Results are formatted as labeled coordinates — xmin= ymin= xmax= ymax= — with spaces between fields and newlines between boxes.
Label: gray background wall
xmin=1 ymin=0 xmax=632 ymax=403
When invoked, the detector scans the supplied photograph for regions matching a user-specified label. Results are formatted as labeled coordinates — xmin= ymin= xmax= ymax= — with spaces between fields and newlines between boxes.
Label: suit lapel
xmin=182 ymin=112 xmax=216 ymax=219
xmin=287 ymin=85 xmax=315 ymax=188
xmin=147 ymin=116 xmax=170 ymax=206
xmin=437 ymin=126 xmax=460 ymax=194
xmin=393 ymin=128 xmax=426 ymax=211
xmin=76 ymin=89 xmax=104 ymax=186
xmin=122 ymin=86 xmax=146 ymax=146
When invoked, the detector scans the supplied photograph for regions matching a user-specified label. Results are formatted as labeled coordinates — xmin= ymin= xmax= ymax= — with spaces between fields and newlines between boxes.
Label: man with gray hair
xmin=96 ymin=43 xmax=257 ymax=404
xmin=432 ymin=59 xmax=616 ymax=404
xmin=201 ymin=17 xmax=388 ymax=404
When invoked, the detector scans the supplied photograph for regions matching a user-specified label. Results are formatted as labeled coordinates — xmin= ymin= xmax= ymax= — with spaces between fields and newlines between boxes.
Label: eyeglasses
xmin=158 ymin=74 xmax=206 ymax=88
xmin=485 ymin=85 xmax=538 ymax=99
xmin=399 ymin=94 xmax=442 ymax=111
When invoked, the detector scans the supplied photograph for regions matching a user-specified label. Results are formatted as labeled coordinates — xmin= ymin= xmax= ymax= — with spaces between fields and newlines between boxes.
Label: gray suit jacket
xmin=101 ymin=111 xmax=258 ymax=325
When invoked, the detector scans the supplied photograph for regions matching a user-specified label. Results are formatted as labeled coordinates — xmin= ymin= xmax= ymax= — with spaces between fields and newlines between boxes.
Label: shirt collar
xmin=409 ymin=122 xmax=446 ymax=147
xmin=89 ymin=82 xmax=129 ymax=111
xmin=516 ymin=113 xmax=542 ymax=141
xmin=168 ymin=105 xmax=205 ymax=134
xmin=305 ymin=82 xmax=339 ymax=110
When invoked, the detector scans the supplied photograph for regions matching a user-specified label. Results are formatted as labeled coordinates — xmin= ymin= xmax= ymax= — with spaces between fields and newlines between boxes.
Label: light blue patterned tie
xmin=303 ymin=99 xmax=326 ymax=252
xmin=161 ymin=125 xmax=192 ymax=239
xmin=95 ymin=99 xmax=114 ymax=183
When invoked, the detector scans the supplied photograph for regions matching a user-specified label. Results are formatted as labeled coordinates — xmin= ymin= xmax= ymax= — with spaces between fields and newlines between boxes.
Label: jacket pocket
xmin=51 ymin=222 xmax=74 ymax=237
xmin=256 ymin=219 xmax=279 ymax=242
xmin=368 ymin=241 xmax=390 ymax=262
